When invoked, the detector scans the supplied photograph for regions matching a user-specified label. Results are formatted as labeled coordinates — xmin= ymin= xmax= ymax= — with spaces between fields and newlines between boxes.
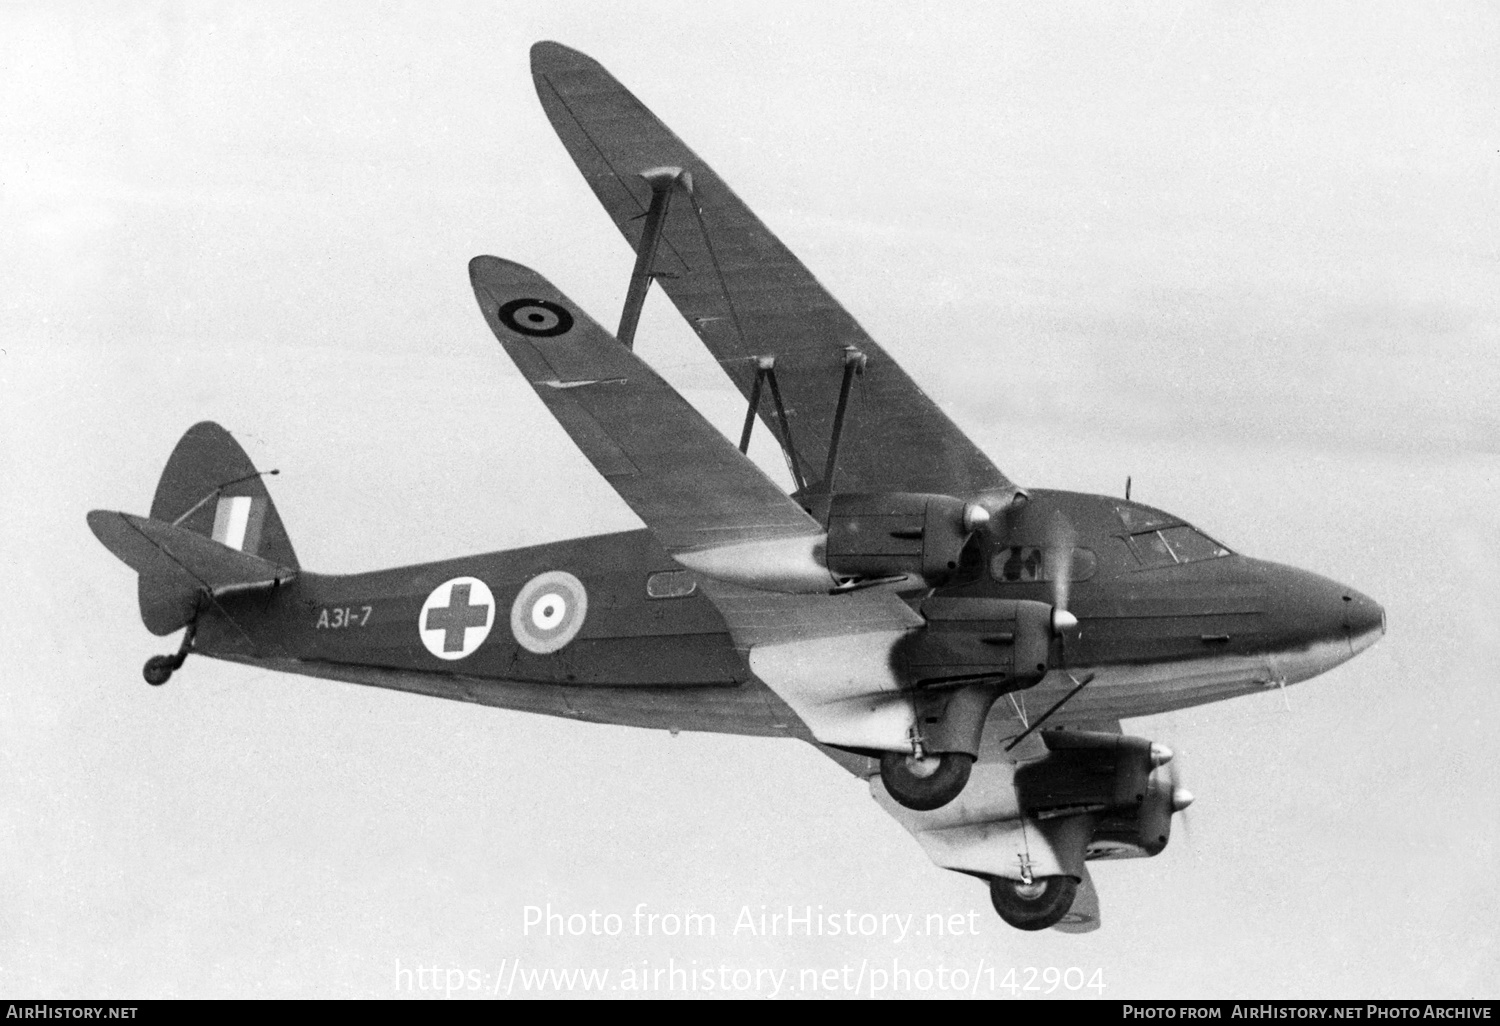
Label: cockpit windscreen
xmin=1129 ymin=526 xmax=1231 ymax=567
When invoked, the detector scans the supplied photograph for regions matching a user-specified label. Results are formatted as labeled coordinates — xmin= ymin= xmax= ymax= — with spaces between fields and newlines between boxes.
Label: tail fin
xmin=149 ymin=422 xmax=298 ymax=568
xmin=89 ymin=422 xmax=298 ymax=635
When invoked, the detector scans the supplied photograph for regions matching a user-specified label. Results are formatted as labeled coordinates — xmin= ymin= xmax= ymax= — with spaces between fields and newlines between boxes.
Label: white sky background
xmin=2 ymin=0 xmax=1497 ymax=999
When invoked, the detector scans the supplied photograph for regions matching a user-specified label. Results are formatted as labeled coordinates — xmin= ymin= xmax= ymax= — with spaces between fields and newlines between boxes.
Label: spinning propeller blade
xmin=1165 ymin=752 xmax=1195 ymax=844
xmin=1045 ymin=511 xmax=1077 ymax=616
xmin=1044 ymin=512 xmax=1080 ymax=662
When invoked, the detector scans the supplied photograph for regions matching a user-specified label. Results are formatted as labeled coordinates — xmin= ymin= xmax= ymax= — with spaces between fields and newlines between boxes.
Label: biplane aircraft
xmin=88 ymin=42 xmax=1384 ymax=932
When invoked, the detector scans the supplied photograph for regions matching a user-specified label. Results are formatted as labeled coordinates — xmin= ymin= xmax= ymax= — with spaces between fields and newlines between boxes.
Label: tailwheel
xmin=989 ymin=875 xmax=1079 ymax=931
xmin=142 ymin=654 xmax=179 ymax=686
xmin=142 ymin=622 xmax=195 ymax=687
xmin=879 ymin=751 xmax=973 ymax=811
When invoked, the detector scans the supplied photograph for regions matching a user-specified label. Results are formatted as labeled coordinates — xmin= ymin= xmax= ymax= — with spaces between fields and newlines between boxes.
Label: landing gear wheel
xmin=143 ymin=621 xmax=196 ymax=687
xmin=989 ymin=875 xmax=1079 ymax=931
xmin=142 ymin=655 xmax=177 ymax=686
xmin=879 ymin=751 xmax=974 ymax=811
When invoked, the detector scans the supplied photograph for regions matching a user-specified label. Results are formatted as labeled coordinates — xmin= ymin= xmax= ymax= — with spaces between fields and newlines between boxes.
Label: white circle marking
xmin=418 ymin=576 xmax=495 ymax=661
xmin=532 ymin=592 xmax=567 ymax=630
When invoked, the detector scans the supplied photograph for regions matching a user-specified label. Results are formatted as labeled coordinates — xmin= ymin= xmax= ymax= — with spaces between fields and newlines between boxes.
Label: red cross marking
xmin=424 ymin=583 xmax=490 ymax=653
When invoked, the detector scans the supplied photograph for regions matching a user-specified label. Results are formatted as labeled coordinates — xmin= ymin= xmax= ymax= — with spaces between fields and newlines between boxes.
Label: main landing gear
xmin=879 ymin=750 xmax=974 ymax=811
xmin=142 ymin=623 xmax=195 ymax=686
xmin=988 ymin=875 xmax=1079 ymax=931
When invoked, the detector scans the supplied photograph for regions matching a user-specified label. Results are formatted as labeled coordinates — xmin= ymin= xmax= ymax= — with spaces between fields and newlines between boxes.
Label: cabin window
xmin=989 ymin=547 xmax=1097 ymax=583
xmin=992 ymin=546 xmax=1044 ymax=582
xmin=1129 ymin=527 xmax=1230 ymax=567
xmin=646 ymin=569 xmax=697 ymax=599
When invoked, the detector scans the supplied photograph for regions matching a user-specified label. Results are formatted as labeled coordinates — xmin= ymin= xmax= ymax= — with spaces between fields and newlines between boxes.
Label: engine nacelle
xmin=905 ymin=597 xmax=1055 ymax=687
xmin=1014 ymin=730 xmax=1184 ymax=859
xmin=824 ymin=492 xmax=988 ymax=584
xmin=1086 ymin=768 xmax=1185 ymax=859
xmin=897 ymin=597 xmax=1060 ymax=757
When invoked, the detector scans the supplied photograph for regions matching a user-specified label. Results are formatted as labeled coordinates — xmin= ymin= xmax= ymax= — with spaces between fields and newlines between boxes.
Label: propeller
xmin=970 ymin=496 xmax=1080 ymax=678
xmin=961 ymin=502 xmax=991 ymax=535
xmin=1154 ymin=746 xmax=1196 ymax=845
xmin=995 ymin=509 xmax=1094 ymax=753
xmin=1169 ymin=757 xmax=1194 ymax=818
xmin=1044 ymin=511 xmax=1080 ymax=651
xmin=1045 ymin=512 xmax=1076 ymax=616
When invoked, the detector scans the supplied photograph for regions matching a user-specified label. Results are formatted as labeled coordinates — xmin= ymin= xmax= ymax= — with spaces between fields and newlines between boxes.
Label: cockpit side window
xmin=1129 ymin=527 xmax=1231 ymax=567
xmin=1130 ymin=530 xmax=1177 ymax=567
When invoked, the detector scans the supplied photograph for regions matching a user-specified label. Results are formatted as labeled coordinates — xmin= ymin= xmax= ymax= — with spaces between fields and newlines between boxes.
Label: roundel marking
xmin=497 ymin=298 xmax=574 ymax=338
xmin=418 ymin=577 xmax=495 ymax=661
xmin=510 ymin=571 xmax=588 ymax=654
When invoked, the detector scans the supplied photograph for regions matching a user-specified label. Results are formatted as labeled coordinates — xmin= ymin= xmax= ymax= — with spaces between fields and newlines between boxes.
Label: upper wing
xmin=469 ymin=256 xmax=830 ymax=587
xmin=530 ymin=41 xmax=1020 ymax=503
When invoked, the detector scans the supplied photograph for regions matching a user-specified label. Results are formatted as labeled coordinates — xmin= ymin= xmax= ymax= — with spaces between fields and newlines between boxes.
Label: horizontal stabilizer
xmin=89 ymin=510 xmax=295 ymax=597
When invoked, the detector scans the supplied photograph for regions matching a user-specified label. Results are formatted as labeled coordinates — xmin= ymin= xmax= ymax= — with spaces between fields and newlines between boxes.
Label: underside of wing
xmin=530 ymin=41 xmax=1019 ymax=504
xmin=819 ymin=714 xmax=1126 ymax=933
xmin=469 ymin=256 xmax=831 ymax=589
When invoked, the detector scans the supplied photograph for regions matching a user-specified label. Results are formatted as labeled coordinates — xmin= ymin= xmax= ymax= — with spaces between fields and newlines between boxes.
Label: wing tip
xmin=86 ymin=508 xmax=121 ymax=543
xmin=530 ymin=40 xmax=595 ymax=76
xmin=468 ymin=253 xmax=500 ymax=282
xmin=468 ymin=255 xmax=538 ymax=288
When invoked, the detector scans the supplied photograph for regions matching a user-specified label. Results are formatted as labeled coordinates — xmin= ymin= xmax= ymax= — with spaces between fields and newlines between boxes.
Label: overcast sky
xmin=3 ymin=1 xmax=1496 ymax=999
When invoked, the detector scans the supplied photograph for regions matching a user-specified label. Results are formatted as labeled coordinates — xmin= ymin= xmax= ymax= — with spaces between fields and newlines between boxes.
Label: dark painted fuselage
xmin=198 ymin=489 xmax=1383 ymax=741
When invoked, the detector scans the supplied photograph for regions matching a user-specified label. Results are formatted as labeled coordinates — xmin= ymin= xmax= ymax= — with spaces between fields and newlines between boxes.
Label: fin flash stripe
xmin=212 ymin=495 xmax=264 ymax=552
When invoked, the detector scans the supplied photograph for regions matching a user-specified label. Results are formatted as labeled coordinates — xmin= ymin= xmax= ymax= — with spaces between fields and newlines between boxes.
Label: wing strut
xmin=736 ymin=359 xmax=768 ymax=454
xmin=734 ymin=356 xmax=810 ymax=494
xmin=819 ymin=346 xmax=867 ymax=495
xmin=616 ymin=166 xmax=690 ymax=349
xmin=1004 ymin=673 xmax=1097 ymax=752
xmin=735 ymin=346 xmax=868 ymax=498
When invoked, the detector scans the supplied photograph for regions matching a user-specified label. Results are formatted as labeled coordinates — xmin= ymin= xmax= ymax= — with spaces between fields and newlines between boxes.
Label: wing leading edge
xmin=530 ymin=41 xmax=1020 ymax=505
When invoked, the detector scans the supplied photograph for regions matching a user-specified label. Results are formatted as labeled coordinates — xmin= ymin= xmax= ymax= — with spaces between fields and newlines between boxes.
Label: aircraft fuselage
xmin=196 ymin=488 xmax=1384 ymax=744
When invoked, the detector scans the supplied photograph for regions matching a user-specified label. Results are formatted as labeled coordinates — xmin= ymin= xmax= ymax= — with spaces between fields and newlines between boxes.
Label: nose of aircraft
xmin=1249 ymin=559 xmax=1384 ymax=681
xmin=1342 ymin=586 xmax=1386 ymax=657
